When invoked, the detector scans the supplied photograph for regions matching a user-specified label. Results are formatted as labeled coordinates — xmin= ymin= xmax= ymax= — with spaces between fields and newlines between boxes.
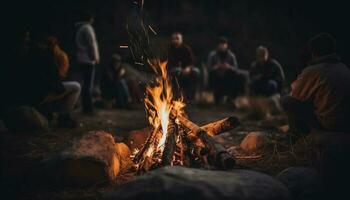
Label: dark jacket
xmin=207 ymin=49 xmax=238 ymax=70
xmin=167 ymin=44 xmax=195 ymax=70
xmin=250 ymin=59 xmax=285 ymax=91
xmin=5 ymin=44 xmax=64 ymax=108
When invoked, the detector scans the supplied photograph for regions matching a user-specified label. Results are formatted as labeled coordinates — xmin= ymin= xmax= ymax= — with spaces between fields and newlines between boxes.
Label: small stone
xmin=240 ymin=131 xmax=268 ymax=152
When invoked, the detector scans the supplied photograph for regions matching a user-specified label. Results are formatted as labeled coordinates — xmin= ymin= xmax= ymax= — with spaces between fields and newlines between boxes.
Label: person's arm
xmin=166 ymin=47 xmax=178 ymax=71
xmin=183 ymin=45 xmax=195 ymax=68
xmin=55 ymin=47 xmax=69 ymax=78
xmin=290 ymin=68 xmax=320 ymax=102
xmin=271 ymin=60 xmax=286 ymax=88
xmin=85 ymin=25 xmax=100 ymax=64
xmin=249 ymin=62 xmax=262 ymax=82
xmin=207 ymin=51 xmax=216 ymax=70
xmin=228 ymin=52 xmax=238 ymax=69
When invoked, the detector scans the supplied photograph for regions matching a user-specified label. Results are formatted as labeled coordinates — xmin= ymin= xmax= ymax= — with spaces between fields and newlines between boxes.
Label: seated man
xmin=282 ymin=33 xmax=350 ymax=199
xmin=100 ymin=54 xmax=132 ymax=108
xmin=167 ymin=32 xmax=200 ymax=101
xmin=282 ymin=33 xmax=350 ymax=134
xmin=208 ymin=37 xmax=247 ymax=104
xmin=249 ymin=46 xmax=285 ymax=96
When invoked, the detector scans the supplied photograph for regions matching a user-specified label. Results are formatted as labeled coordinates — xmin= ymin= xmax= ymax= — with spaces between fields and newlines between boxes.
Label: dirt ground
xmin=0 ymin=101 xmax=312 ymax=200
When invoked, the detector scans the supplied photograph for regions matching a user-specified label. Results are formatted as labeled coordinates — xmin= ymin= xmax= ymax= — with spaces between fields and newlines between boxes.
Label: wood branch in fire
xmin=202 ymin=116 xmax=240 ymax=136
xmin=161 ymin=119 xmax=177 ymax=166
xmin=133 ymin=127 xmax=159 ymax=163
xmin=176 ymin=114 xmax=236 ymax=170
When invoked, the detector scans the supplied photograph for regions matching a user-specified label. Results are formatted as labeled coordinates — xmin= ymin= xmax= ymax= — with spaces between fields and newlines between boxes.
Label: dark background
xmin=4 ymin=0 xmax=349 ymax=83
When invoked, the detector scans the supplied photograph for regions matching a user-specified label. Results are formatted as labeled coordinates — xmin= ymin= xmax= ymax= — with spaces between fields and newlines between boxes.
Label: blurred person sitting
xmin=37 ymin=36 xmax=81 ymax=128
xmin=282 ymin=33 xmax=350 ymax=134
xmin=75 ymin=11 xmax=100 ymax=114
xmin=282 ymin=33 xmax=350 ymax=199
xmin=208 ymin=37 xmax=247 ymax=104
xmin=100 ymin=54 xmax=132 ymax=109
xmin=167 ymin=32 xmax=200 ymax=101
xmin=4 ymin=35 xmax=80 ymax=128
xmin=249 ymin=46 xmax=285 ymax=96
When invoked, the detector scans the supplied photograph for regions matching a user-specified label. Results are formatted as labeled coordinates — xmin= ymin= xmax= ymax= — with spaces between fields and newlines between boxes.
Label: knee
xmin=191 ymin=67 xmax=200 ymax=74
xmin=65 ymin=82 xmax=81 ymax=95
xmin=72 ymin=82 xmax=81 ymax=95
xmin=267 ymin=80 xmax=278 ymax=91
xmin=190 ymin=67 xmax=200 ymax=79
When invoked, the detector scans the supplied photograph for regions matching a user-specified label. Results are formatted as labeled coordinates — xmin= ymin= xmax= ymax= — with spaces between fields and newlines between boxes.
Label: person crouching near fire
xmin=249 ymin=46 xmax=285 ymax=97
xmin=208 ymin=37 xmax=247 ymax=104
xmin=282 ymin=33 xmax=350 ymax=198
xmin=38 ymin=36 xmax=81 ymax=128
xmin=167 ymin=32 xmax=200 ymax=101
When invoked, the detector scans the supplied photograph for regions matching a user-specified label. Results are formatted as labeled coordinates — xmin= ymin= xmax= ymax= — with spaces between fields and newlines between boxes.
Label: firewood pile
xmin=133 ymin=115 xmax=240 ymax=174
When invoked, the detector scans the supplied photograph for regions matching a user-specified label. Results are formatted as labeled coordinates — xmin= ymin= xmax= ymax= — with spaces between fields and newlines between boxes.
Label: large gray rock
xmin=3 ymin=106 xmax=48 ymax=132
xmin=277 ymin=167 xmax=321 ymax=200
xmin=104 ymin=166 xmax=290 ymax=200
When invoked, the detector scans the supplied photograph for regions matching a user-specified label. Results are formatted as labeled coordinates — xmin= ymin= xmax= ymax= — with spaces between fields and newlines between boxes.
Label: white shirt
xmin=75 ymin=22 xmax=100 ymax=65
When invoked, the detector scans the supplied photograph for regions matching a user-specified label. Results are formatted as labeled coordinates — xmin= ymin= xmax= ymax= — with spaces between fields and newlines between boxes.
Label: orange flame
xmin=144 ymin=60 xmax=185 ymax=153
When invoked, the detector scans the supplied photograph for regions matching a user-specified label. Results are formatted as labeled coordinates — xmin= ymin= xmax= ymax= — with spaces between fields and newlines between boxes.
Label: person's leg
xmin=81 ymin=64 xmax=95 ymax=113
xmin=115 ymin=79 xmax=131 ymax=108
xmin=58 ymin=81 xmax=81 ymax=112
xmin=209 ymin=69 xmax=224 ymax=104
xmin=170 ymin=67 xmax=184 ymax=98
xmin=184 ymin=67 xmax=200 ymax=101
xmin=250 ymin=80 xmax=277 ymax=96
xmin=40 ymin=82 xmax=81 ymax=128
xmin=265 ymin=80 xmax=279 ymax=96
xmin=249 ymin=78 xmax=263 ymax=96
xmin=226 ymin=69 xmax=244 ymax=100
xmin=56 ymin=82 xmax=81 ymax=128
xmin=281 ymin=95 xmax=320 ymax=135
xmin=127 ymin=80 xmax=142 ymax=103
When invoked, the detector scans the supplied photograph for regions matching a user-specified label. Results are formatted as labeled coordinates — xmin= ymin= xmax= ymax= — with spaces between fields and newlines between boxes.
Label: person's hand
xmin=182 ymin=66 xmax=191 ymax=75
xmin=118 ymin=68 xmax=126 ymax=77
xmin=221 ymin=62 xmax=231 ymax=69
xmin=95 ymin=58 xmax=100 ymax=65
xmin=216 ymin=62 xmax=229 ymax=70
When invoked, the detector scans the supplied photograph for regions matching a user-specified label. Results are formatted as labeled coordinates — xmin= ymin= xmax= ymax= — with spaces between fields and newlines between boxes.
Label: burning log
xmin=176 ymin=115 xmax=235 ymax=170
xmin=202 ymin=116 xmax=240 ymax=136
xmin=133 ymin=127 xmax=159 ymax=164
xmin=128 ymin=116 xmax=240 ymax=151
xmin=161 ymin=119 xmax=177 ymax=166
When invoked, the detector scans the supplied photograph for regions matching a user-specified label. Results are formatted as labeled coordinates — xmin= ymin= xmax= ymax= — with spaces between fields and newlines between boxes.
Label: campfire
xmin=132 ymin=60 xmax=240 ymax=174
